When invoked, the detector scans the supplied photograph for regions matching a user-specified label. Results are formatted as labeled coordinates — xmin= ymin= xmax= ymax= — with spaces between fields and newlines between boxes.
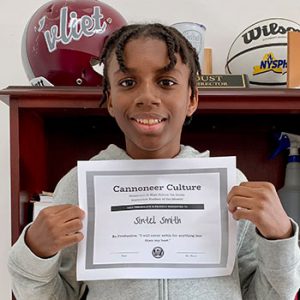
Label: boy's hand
xmin=227 ymin=182 xmax=293 ymax=240
xmin=25 ymin=204 xmax=85 ymax=258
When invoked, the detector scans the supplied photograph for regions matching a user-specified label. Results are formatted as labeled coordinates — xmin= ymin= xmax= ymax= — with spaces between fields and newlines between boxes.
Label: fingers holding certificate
xmin=77 ymin=157 xmax=236 ymax=280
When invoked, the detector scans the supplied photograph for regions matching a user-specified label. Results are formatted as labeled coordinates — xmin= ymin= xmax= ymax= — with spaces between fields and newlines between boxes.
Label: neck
xmin=125 ymin=145 xmax=181 ymax=159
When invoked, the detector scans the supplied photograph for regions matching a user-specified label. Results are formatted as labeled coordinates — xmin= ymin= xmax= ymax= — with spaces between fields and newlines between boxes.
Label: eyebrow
xmin=113 ymin=66 xmax=184 ymax=77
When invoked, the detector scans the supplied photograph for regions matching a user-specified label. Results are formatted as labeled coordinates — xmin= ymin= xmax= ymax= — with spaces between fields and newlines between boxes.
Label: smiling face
xmin=106 ymin=37 xmax=198 ymax=159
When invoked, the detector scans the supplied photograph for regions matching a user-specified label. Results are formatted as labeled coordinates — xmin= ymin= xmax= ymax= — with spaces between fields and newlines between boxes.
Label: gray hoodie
xmin=8 ymin=145 xmax=300 ymax=300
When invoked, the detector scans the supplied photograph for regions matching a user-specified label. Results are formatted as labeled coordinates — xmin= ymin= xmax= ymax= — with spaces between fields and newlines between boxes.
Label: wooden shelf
xmin=3 ymin=86 xmax=300 ymax=112
xmin=2 ymin=86 xmax=300 ymax=243
xmin=198 ymin=88 xmax=300 ymax=113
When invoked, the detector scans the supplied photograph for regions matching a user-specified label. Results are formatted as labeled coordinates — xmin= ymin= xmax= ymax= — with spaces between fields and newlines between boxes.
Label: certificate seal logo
xmin=152 ymin=247 xmax=164 ymax=258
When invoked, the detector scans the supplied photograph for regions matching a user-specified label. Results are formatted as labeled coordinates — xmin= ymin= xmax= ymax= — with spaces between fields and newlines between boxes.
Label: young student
xmin=8 ymin=23 xmax=300 ymax=300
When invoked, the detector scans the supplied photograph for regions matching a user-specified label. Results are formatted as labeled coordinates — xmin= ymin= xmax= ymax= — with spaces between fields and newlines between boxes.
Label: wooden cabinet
xmin=2 ymin=86 xmax=300 ymax=243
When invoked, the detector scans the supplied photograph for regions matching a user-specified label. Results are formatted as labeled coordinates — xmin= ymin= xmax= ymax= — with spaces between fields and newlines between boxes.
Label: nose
xmin=134 ymin=82 xmax=161 ymax=107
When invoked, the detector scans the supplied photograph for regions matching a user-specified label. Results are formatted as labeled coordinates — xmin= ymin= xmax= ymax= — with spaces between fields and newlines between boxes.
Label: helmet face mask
xmin=22 ymin=0 xmax=127 ymax=86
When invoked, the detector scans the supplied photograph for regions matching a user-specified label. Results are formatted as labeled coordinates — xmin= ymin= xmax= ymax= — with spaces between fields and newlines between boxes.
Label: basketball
xmin=225 ymin=18 xmax=300 ymax=87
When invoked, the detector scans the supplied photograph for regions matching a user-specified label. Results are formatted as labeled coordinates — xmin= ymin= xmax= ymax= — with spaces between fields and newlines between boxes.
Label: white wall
xmin=1 ymin=0 xmax=300 ymax=88
xmin=1 ymin=1 xmax=300 ymax=298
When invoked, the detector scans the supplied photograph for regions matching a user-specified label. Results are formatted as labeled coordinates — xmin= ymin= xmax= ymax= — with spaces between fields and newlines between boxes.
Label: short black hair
xmin=99 ymin=23 xmax=201 ymax=104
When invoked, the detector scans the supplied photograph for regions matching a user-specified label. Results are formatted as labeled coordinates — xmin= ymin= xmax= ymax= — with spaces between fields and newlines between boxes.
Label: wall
xmin=1 ymin=1 xmax=300 ymax=298
xmin=1 ymin=0 xmax=300 ymax=88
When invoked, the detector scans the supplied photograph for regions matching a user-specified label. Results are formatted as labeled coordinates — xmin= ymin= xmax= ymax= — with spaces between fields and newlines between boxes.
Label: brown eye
xmin=120 ymin=79 xmax=135 ymax=87
xmin=159 ymin=79 xmax=176 ymax=87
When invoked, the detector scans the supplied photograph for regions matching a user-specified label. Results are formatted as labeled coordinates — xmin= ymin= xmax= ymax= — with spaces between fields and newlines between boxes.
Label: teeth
xmin=136 ymin=118 xmax=162 ymax=125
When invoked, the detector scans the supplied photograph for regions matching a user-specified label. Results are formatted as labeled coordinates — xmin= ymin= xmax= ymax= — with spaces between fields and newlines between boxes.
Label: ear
xmin=186 ymin=87 xmax=198 ymax=117
xmin=106 ymin=91 xmax=114 ymax=117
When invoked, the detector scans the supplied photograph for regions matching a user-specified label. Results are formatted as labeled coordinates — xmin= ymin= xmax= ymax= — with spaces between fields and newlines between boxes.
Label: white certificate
xmin=77 ymin=156 xmax=237 ymax=280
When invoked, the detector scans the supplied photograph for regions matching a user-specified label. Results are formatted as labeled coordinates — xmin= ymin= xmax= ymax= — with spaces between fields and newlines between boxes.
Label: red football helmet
xmin=22 ymin=0 xmax=127 ymax=86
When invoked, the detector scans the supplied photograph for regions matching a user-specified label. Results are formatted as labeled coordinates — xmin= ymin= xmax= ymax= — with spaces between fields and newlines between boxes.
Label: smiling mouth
xmin=134 ymin=118 xmax=165 ymax=125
